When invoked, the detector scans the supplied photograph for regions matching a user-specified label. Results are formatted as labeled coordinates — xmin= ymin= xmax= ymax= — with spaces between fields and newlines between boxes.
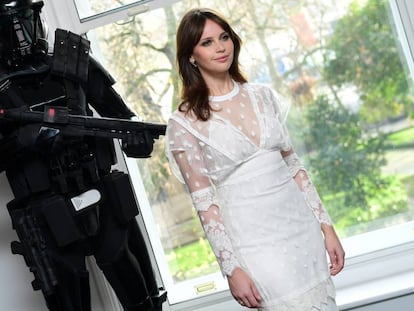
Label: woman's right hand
xmin=227 ymin=267 xmax=262 ymax=308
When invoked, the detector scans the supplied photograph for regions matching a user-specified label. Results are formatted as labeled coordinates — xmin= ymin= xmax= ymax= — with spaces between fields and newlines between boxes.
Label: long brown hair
xmin=176 ymin=8 xmax=247 ymax=121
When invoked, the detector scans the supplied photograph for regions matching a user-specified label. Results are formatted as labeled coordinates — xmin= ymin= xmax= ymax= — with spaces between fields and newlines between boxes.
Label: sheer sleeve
xmin=165 ymin=117 xmax=240 ymax=276
xmin=266 ymin=87 xmax=294 ymax=152
xmin=268 ymin=88 xmax=333 ymax=225
xmin=271 ymin=91 xmax=332 ymax=225
xmin=282 ymin=151 xmax=333 ymax=225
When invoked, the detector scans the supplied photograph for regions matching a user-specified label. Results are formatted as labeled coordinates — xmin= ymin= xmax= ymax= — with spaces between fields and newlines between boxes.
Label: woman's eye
xmin=201 ymin=40 xmax=212 ymax=47
xmin=221 ymin=34 xmax=230 ymax=41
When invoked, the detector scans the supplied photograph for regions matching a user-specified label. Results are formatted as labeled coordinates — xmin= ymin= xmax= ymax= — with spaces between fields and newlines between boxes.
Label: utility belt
xmin=10 ymin=170 xmax=139 ymax=247
xmin=5 ymin=135 xmax=116 ymax=199
xmin=49 ymin=137 xmax=116 ymax=195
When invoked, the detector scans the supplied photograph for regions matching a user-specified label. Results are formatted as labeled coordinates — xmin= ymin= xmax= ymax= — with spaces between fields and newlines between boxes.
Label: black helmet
xmin=0 ymin=0 xmax=48 ymax=68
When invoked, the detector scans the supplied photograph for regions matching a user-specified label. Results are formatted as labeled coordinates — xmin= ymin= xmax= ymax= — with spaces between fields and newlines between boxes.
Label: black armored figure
xmin=0 ymin=0 xmax=167 ymax=310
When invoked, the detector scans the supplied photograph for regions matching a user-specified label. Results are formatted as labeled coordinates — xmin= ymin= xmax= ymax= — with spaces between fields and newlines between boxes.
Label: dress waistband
xmin=218 ymin=149 xmax=286 ymax=187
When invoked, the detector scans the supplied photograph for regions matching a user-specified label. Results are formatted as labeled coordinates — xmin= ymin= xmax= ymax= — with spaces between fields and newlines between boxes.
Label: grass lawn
xmin=384 ymin=126 xmax=414 ymax=149
xmin=166 ymin=238 xmax=218 ymax=281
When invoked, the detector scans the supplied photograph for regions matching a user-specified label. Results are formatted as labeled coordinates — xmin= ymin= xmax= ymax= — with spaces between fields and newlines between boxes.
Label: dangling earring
xmin=190 ymin=60 xmax=198 ymax=68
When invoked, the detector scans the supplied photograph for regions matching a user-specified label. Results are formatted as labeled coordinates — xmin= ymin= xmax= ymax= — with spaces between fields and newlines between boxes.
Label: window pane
xmin=87 ymin=0 xmax=414 ymax=304
xmin=73 ymin=0 xmax=148 ymax=20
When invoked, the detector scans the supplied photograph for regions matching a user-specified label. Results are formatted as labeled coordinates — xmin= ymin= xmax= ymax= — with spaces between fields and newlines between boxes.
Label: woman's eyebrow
xmin=200 ymin=31 xmax=227 ymax=41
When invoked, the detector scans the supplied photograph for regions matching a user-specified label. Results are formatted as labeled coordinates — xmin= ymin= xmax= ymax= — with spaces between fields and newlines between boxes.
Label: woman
xmin=165 ymin=8 xmax=345 ymax=310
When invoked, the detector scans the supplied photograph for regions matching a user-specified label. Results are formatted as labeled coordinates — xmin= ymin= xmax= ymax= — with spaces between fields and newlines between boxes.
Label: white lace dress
xmin=165 ymin=82 xmax=337 ymax=310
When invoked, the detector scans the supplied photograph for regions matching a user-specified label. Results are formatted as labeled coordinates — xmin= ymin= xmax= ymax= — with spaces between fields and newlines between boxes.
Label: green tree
xmin=323 ymin=0 xmax=414 ymax=123
xmin=303 ymin=95 xmax=408 ymax=235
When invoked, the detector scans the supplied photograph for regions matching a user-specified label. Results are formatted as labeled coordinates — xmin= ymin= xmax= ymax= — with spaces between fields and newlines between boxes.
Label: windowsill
xmin=334 ymin=221 xmax=414 ymax=309
xmin=337 ymin=269 xmax=414 ymax=310
xmin=168 ymin=221 xmax=414 ymax=311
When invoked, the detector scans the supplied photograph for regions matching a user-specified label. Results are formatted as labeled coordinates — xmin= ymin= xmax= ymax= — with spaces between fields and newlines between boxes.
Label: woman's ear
xmin=189 ymin=57 xmax=197 ymax=68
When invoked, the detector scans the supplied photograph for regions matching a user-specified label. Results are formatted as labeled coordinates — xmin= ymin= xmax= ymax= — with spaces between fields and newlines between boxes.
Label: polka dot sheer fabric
xmin=165 ymin=82 xmax=336 ymax=309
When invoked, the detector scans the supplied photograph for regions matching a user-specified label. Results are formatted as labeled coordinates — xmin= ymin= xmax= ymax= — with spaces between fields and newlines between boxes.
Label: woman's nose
xmin=216 ymin=42 xmax=225 ymax=52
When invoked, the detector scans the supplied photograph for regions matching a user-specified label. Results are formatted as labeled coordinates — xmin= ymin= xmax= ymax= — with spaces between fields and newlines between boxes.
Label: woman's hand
xmin=322 ymin=224 xmax=345 ymax=276
xmin=227 ymin=267 xmax=262 ymax=308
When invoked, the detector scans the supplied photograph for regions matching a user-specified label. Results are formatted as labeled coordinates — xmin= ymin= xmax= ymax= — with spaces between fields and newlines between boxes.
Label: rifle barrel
xmin=0 ymin=108 xmax=166 ymax=137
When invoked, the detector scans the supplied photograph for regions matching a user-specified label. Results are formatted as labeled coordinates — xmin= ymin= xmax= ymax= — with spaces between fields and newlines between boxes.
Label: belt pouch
xmin=42 ymin=195 xmax=82 ymax=246
xmin=102 ymin=171 xmax=139 ymax=224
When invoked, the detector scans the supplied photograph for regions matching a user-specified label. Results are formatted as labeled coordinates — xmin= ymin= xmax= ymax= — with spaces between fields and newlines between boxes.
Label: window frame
xmin=43 ymin=0 xmax=179 ymax=35
xmin=395 ymin=0 xmax=414 ymax=77
xmin=41 ymin=0 xmax=414 ymax=309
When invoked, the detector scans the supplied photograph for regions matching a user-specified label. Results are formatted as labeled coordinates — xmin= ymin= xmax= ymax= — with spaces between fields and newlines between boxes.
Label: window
xmin=49 ymin=0 xmax=414 ymax=307
xmin=73 ymin=0 xmax=150 ymax=20
xmin=65 ymin=0 xmax=179 ymax=34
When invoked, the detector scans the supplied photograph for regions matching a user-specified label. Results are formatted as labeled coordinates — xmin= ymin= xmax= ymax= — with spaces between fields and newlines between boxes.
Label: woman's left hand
xmin=322 ymin=224 xmax=345 ymax=276
xmin=227 ymin=267 xmax=262 ymax=308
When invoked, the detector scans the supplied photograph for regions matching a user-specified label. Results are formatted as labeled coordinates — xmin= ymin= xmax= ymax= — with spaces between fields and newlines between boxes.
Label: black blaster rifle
xmin=7 ymin=200 xmax=58 ymax=296
xmin=0 ymin=106 xmax=167 ymax=158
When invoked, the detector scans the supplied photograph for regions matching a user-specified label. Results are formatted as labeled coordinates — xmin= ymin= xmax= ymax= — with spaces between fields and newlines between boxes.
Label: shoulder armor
xmin=51 ymin=29 xmax=90 ymax=83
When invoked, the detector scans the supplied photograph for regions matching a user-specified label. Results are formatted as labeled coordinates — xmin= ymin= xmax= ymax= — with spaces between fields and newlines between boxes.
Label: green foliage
xmin=323 ymin=0 xmax=414 ymax=122
xmin=303 ymin=95 xmax=409 ymax=235
xmin=326 ymin=175 xmax=408 ymax=236
xmin=165 ymin=238 xmax=218 ymax=281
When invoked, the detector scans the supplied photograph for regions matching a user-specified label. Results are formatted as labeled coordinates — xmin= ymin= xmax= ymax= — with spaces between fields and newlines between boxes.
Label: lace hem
xmin=259 ymin=277 xmax=337 ymax=311
xmin=201 ymin=213 xmax=239 ymax=276
xmin=300 ymin=171 xmax=333 ymax=225
xmin=190 ymin=187 xmax=219 ymax=211
xmin=283 ymin=152 xmax=305 ymax=176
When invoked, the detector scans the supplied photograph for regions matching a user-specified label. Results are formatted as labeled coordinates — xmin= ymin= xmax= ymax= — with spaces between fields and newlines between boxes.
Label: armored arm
xmin=85 ymin=57 xmax=136 ymax=119
xmin=50 ymin=29 xmax=158 ymax=158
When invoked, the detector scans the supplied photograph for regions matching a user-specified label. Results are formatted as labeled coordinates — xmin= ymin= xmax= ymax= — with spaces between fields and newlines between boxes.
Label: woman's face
xmin=190 ymin=19 xmax=234 ymax=78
